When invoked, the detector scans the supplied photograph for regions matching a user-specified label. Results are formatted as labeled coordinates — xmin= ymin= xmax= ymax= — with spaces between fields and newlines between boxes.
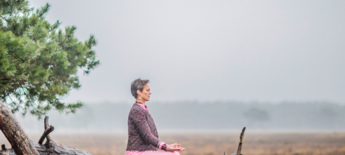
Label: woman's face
xmin=137 ymin=84 xmax=151 ymax=101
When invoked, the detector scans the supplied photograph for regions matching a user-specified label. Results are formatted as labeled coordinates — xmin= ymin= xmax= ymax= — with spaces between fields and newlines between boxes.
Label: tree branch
xmin=44 ymin=116 xmax=52 ymax=143
xmin=38 ymin=125 xmax=54 ymax=145
xmin=11 ymin=80 xmax=27 ymax=87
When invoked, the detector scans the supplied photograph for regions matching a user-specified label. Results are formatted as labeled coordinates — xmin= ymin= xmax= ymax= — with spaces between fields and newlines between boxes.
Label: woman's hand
xmin=166 ymin=143 xmax=185 ymax=152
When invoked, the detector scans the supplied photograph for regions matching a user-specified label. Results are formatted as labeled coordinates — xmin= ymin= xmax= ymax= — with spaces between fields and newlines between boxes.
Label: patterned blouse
xmin=126 ymin=102 xmax=167 ymax=152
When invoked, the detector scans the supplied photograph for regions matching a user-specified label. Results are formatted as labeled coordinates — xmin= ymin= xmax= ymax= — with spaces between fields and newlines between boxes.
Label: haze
xmin=29 ymin=0 xmax=345 ymax=104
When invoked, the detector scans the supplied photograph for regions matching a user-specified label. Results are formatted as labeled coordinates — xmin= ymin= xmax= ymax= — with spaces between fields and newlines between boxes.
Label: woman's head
xmin=131 ymin=78 xmax=151 ymax=102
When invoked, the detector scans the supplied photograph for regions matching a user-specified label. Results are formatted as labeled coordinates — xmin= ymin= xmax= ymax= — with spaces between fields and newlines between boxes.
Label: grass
xmin=1 ymin=131 xmax=345 ymax=155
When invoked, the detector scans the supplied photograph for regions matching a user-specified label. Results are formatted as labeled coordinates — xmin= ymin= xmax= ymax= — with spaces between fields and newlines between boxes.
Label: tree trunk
xmin=0 ymin=101 xmax=39 ymax=155
xmin=0 ymin=101 xmax=92 ymax=155
xmin=1 ymin=140 xmax=92 ymax=155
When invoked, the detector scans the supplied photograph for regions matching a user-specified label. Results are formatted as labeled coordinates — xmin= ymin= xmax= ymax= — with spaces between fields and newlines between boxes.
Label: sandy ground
xmin=1 ymin=131 xmax=345 ymax=155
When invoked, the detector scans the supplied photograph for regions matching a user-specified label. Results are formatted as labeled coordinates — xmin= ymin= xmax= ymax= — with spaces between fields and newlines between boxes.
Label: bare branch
xmin=11 ymin=80 xmax=27 ymax=86
xmin=44 ymin=116 xmax=52 ymax=142
xmin=38 ymin=125 xmax=54 ymax=145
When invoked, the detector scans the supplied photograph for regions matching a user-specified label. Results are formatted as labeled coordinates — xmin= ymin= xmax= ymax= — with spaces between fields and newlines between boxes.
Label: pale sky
xmin=29 ymin=0 xmax=345 ymax=104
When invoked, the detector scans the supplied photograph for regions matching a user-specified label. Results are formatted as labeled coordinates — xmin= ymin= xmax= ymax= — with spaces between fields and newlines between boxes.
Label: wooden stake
xmin=236 ymin=127 xmax=246 ymax=155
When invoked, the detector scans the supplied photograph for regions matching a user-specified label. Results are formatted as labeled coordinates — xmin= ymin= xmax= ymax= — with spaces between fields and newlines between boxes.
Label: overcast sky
xmin=29 ymin=0 xmax=345 ymax=104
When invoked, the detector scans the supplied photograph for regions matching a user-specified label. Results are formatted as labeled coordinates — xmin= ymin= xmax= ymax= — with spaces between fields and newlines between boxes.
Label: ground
xmin=1 ymin=132 xmax=344 ymax=155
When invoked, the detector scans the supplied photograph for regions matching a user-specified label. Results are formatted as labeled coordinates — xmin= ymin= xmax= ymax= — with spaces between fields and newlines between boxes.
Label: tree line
xmin=18 ymin=101 xmax=345 ymax=132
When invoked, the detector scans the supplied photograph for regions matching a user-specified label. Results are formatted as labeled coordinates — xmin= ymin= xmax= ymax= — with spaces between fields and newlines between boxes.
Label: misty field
xmin=1 ymin=132 xmax=345 ymax=155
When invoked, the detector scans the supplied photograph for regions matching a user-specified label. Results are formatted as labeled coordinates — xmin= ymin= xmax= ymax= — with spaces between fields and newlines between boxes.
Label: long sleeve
xmin=131 ymin=109 xmax=160 ymax=147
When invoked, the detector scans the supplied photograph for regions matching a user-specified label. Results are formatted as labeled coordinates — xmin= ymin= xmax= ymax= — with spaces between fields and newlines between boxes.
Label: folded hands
xmin=166 ymin=143 xmax=185 ymax=152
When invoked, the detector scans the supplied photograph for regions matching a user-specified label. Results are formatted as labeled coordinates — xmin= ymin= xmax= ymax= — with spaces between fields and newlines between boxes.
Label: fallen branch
xmin=38 ymin=125 xmax=54 ymax=145
xmin=0 ymin=101 xmax=92 ymax=155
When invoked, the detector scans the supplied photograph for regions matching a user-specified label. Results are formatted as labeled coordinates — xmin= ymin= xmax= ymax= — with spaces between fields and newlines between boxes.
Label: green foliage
xmin=0 ymin=1 xmax=99 ymax=118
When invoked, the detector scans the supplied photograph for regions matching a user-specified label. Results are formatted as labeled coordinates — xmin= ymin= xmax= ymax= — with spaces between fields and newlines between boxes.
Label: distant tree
xmin=317 ymin=106 xmax=337 ymax=127
xmin=243 ymin=107 xmax=270 ymax=122
xmin=0 ymin=0 xmax=99 ymax=118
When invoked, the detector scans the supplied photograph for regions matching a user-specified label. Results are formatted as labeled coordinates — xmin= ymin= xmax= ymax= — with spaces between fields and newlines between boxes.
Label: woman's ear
xmin=136 ymin=89 xmax=141 ymax=97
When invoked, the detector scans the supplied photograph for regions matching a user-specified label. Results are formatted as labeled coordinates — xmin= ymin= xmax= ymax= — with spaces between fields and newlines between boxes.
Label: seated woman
xmin=126 ymin=78 xmax=185 ymax=155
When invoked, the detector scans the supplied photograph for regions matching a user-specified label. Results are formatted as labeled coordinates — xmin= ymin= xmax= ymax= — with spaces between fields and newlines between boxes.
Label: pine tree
xmin=0 ymin=0 xmax=100 ymax=118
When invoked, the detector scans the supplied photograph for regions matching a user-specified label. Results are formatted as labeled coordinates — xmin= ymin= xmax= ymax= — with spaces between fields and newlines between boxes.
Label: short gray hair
xmin=131 ymin=78 xmax=149 ymax=98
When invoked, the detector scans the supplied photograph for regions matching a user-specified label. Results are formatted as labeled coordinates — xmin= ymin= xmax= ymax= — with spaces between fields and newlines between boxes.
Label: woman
xmin=126 ymin=79 xmax=185 ymax=155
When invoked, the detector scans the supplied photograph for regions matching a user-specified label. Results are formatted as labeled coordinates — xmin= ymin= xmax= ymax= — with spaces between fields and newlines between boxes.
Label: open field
xmin=1 ymin=132 xmax=345 ymax=155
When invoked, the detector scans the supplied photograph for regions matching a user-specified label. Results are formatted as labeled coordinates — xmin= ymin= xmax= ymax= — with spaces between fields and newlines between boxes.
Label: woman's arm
xmin=131 ymin=109 xmax=161 ymax=148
